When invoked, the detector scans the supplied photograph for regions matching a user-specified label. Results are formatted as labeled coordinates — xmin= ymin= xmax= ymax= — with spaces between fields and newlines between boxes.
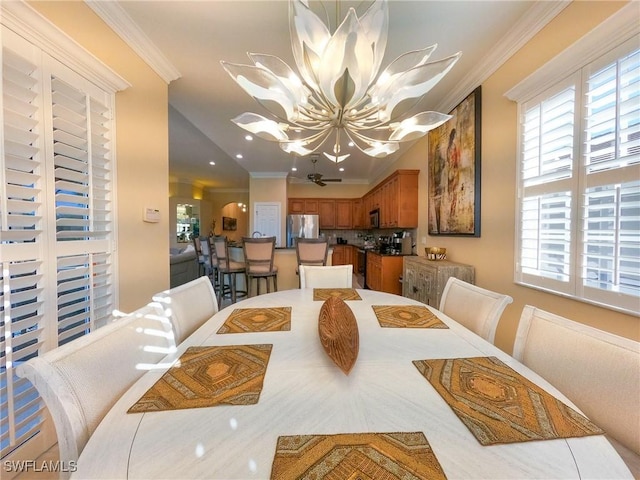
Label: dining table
xmin=73 ymin=288 xmax=632 ymax=479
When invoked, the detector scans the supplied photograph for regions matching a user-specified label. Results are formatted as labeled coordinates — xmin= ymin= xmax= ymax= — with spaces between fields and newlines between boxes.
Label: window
xmin=507 ymin=7 xmax=639 ymax=315
xmin=1 ymin=15 xmax=121 ymax=460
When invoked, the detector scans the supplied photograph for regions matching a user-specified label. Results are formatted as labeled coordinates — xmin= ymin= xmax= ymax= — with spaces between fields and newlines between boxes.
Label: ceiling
xmin=94 ymin=1 xmax=558 ymax=190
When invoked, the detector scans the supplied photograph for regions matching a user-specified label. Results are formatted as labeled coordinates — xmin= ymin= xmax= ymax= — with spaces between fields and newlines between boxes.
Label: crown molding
xmin=505 ymin=2 xmax=640 ymax=102
xmin=85 ymin=0 xmax=181 ymax=84
xmin=1 ymin=1 xmax=130 ymax=92
xmin=205 ymin=188 xmax=250 ymax=194
xmin=249 ymin=172 xmax=290 ymax=179
xmin=435 ymin=0 xmax=571 ymax=113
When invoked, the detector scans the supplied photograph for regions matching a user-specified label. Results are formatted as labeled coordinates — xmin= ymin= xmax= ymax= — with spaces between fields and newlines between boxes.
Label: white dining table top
xmin=73 ymin=288 xmax=631 ymax=479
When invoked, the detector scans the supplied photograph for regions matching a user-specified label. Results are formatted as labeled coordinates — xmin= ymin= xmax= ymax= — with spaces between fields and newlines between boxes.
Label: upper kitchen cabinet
xmin=318 ymin=200 xmax=336 ymax=229
xmin=288 ymin=198 xmax=318 ymax=214
xmin=287 ymin=169 xmax=419 ymax=230
xmin=335 ymin=200 xmax=353 ymax=229
xmin=373 ymin=170 xmax=419 ymax=228
xmin=352 ymin=198 xmax=365 ymax=229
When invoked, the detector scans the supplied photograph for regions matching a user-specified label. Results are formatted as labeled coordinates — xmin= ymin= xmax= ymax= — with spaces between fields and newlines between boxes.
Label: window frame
xmin=1 ymin=1 xmax=128 ymax=462
xmin=506 ymin=4 xmax=640 ymax=315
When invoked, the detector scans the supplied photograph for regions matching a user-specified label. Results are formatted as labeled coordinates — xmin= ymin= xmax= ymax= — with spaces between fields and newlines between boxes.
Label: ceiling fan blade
xmin=321 ymin=178 xmax=342 ymax=182
xmin=316 ymin=180 xmax=326 ymax=187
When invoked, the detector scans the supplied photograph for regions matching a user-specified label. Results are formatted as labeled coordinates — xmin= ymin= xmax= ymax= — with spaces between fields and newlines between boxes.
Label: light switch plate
xmin=143 ymin=207 xmax=160 ymax=223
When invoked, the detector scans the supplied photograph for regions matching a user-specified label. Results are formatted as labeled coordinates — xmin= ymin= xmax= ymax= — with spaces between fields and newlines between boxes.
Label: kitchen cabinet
xmin=288 ymin=198 xmax=318 ymax=214
xmin=287 ymin=170 xmax=418 ymax=230
xmin=318 ymin=200 xmax=335 ymax=229
xmin=352 ymin=198 xmax=364 ymax=229
xmin=335 ymin=200 xmax=352 ymax=229
xmin=366 ymin=252 xmax=403 ymax=295
xmin=402 ymin=257 xmax=475 ymax=308
xmin=376 ymin=170 xmax=417 ymax=228
xmin=331 ymin=244 xmax=354 ymax=271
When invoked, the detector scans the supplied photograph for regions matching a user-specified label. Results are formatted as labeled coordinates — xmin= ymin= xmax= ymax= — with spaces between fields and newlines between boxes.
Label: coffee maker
xmin=377 ymin=235 xmax=391 ymax=254
xmin=389 ymin=231 xmax=413 ymax=255
xmin=391 ymin=232 xmax=404 ymax=254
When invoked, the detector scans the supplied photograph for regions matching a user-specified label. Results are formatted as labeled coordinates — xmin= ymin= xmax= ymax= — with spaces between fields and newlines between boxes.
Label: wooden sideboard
xmin=402 ymin=257 xmax=475 ymax=307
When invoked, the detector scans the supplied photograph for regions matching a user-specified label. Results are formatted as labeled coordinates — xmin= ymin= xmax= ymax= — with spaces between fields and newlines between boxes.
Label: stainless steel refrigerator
xmin=286 ymin=215 xmax=319 ymax=247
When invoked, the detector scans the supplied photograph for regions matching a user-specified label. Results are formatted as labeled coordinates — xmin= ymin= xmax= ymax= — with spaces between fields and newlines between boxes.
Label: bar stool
xmin=211 ymin=235 xmax=247 ymax=305
xmin=200 ymin=236 xmax=219 ymax=290
xmin=295 ymin=238 xmax=329 ymax=286
xmin=242 ymin=236 xmax=278 ymax=296
xmin=192 ymin=236 xmax=206 ymax=276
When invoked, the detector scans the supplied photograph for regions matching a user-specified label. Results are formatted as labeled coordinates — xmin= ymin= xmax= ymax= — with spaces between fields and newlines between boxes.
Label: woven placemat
xmin=127 ymin=344 xmax=272 ymax=413
xmin=372 ymin=305 xmax=448 ymax=328
xmin=413 ymin=356 xmax=604 ymax=445
xmin=217 ymin=307 xmax=291 ymax=334
xmin=270 ymin=432 xmax=446 ymax=479
xmin=313 ymin=288 xmax=362 ymax=301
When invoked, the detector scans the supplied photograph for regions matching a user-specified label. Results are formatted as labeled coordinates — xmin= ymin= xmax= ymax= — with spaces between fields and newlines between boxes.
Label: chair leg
xmin=216 ymin=271 xmax=223 ymax=306
xmin=273 ymin=274 xmax=278 ymax=292
xmin=231 ymin=273 xmax=237 ymax=304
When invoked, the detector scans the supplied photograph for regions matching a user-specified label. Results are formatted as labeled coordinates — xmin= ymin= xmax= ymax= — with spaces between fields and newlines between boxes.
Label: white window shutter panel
xmin=1 ymin=28 xmax=117 ymax=460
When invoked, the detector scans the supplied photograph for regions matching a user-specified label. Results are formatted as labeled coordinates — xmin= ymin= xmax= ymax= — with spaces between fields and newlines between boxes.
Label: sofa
xmin=170 ymin=247 xmax=200 ymax=288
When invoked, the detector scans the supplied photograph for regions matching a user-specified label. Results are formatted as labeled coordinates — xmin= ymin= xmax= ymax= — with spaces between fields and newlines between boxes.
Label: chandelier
xmin=221 ymin=0 xmax=461 ymax=162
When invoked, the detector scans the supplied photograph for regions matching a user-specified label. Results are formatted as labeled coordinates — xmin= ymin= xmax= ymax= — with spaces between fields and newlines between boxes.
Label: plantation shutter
xmin=46 ymin=62 xmax=115 ymax=345
xmin=1 ymin=27 xmax=117 ymax=459
xmin=517 ymin=74 xmax=579 ymax=295
xmin=580 ymin=39 xmax=640 ymax=310
xmin=0 ymin=33 xmax=50 ymax=460
xmin=514 ymin=29 xmax=640 ymax=313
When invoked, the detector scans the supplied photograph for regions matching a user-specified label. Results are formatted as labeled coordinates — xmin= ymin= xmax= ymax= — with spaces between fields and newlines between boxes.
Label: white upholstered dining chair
xmin=299 ymin=264 xmax=353 ymax=289
xmin=513 ymin=305 xmax=640 ymax=475
xmin=439 ymin=277 xmax=513 ymax=344
xmin=14 ymin=304 xmax=174 ymax=478
xmin=153 ymin=276 xmax=218 ymax=345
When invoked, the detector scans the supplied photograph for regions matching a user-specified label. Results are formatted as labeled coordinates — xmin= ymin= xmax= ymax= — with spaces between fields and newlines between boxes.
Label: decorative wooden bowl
xmin=425 ymin=246 xmax=447 ymax=261
xmin=318 ymin=296 xmax=359 ymax=375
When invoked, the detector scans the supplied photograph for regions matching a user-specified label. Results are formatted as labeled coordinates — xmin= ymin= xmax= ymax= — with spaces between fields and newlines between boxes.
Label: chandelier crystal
xmin=221 ymin=0 xmax=461 ymax=160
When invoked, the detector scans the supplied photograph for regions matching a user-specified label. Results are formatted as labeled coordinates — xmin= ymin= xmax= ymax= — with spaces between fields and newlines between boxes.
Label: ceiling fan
xmin=307 ymin=157 xmax=342 ymax=187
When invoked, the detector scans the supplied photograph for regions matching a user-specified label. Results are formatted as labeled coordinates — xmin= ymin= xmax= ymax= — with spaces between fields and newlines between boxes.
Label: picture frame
xmin=222 ymin=216 xmax=237 ymax=231
xmin=427 ymin=86 xmax=481 ymax=237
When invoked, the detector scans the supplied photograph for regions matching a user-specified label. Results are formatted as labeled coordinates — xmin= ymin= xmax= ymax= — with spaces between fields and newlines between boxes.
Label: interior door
xmin=254 ymin=202 xmax=282 ymax=247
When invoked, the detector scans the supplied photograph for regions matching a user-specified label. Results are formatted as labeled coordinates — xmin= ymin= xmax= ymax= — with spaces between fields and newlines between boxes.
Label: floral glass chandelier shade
xmin=221 ymin=0 xmax=461 ymax=161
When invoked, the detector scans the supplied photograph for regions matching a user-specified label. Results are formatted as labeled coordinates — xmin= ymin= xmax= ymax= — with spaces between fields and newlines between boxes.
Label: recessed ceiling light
xmin=348 ymin=141 xmax=355 ymax=147
xmin=209 ymin=161 xmax=216 ymax=165
xmin=236 ymin=154 xmax=243 ymax=159
xmin=291 ymin=167 xmax=297 ymax=171
xmin=339 ymin=167 xmax=344 ymax=172
xmin=245 ymin=135 xmax=253 ymax=141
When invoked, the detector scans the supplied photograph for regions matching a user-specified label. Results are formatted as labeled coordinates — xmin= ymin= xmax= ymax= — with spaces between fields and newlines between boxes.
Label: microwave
xmin=369 ymin=209 xmax=380 ymax=229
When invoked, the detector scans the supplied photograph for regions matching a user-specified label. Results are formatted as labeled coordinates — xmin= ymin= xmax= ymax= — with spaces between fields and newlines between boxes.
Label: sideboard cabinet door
xmin=402 ymin=257 xmax=475 ymax=307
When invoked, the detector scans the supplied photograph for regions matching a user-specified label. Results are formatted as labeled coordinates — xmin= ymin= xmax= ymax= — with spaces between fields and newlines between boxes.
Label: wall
xmin=29 ymin=1 xmax=170 ymax=312
xmin=370 ymin=1 xmax=638 ymax=352
xmin=203 ymin=189 xmax=250 ymax=237
xmin=220 ymin=203 xmax=248 ymax=242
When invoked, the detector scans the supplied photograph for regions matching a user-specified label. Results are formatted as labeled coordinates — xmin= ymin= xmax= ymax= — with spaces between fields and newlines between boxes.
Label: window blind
xmin=1 ymin=28 xmax=116 ymax=460
xmin=515 ymin=35 xmax=640 ymax=313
